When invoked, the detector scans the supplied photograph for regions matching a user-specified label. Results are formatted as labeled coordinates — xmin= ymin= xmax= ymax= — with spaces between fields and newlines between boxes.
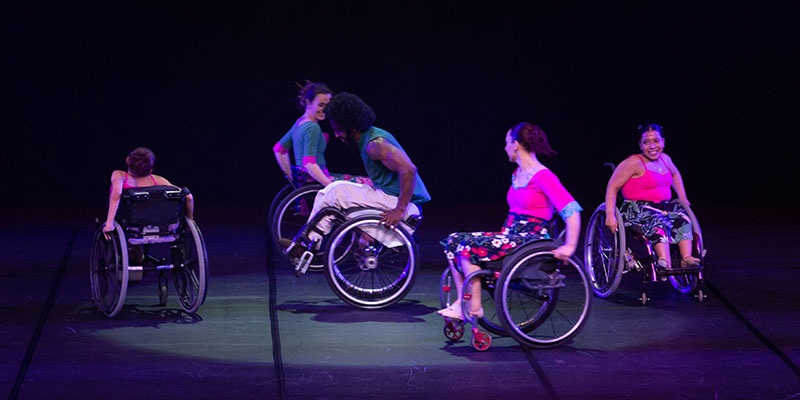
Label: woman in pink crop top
xmin=604 ymin=123 xmax=699 ymax=269
xmin=103 ymin=147 xmax=194 ymax=240
xmin=438 ymin=123 xmax=582 ymax=320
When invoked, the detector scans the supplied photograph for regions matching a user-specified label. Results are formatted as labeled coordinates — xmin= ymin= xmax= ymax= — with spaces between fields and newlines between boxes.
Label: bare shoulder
xmin=660 ymin=153 xmax=679 ymax=170
xmin=152 ymin=174 xmax=173 ymax=186
xmin=365 ymin=136 xmax=390 ymax=158
xmin=617 ymin=155 xmax=642 ymax=171
xmin=110 ymin=170 xmax=125 ymax=181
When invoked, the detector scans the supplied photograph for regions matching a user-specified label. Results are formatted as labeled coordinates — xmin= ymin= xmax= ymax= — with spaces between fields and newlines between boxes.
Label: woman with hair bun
xmin=272 ymin=81 xmax=371 ymax=186
xmin=437 ymin=123 xmax=582 ymax=320
xmin=103 ymin=147 xmax=194 ymax=239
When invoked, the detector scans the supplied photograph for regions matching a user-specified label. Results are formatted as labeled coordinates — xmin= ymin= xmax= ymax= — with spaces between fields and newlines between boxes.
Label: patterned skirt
xmin=620 ymin=199 xmax=693 ymax=244
xmin=441 ymin=212 xmax=551 ymax=271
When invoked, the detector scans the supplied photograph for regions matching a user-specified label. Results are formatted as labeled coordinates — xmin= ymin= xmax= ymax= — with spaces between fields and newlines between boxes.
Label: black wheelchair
xmin=439 ymin=233 xmax=592 ymax=351
xmin=284 ymin=206 xmax=423 ymax=310
xmin=90 ymin=185 xmax=208 ymax=317
xmin=583 ymin=165 xmax=706 ymax=305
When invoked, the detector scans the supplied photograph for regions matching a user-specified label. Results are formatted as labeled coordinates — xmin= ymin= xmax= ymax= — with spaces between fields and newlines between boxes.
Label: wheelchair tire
xmin=271 ymin=183 xmax=324 ymax=271
xmin=495 ymin=240 xmax=592 ymax=348
xmin=324 ymin=215 xmax=418 ymax=310
xmin=584 ymin=203 xmax=626 ymax=298
xmin=172 ymin=217 xmax=208 ymax=313
xmin=268 ymin=183 xmax=294 ymax=237
xmin=89 ymin=221 xmax=129 ymax=318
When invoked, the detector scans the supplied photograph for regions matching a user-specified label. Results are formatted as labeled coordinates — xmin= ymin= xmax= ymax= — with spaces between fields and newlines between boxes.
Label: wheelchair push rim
xmin=325 ymin=216 xmax=418 ymax=310
xmin=584 ymin=203 xmax=625 ymax=298
xmin=89 ymin=221 xmax=129 ymax=318
xmin=496 ymin=245 xmax=592 ymax=348
xmin=171 ymin=217 xmax=208 ymax=313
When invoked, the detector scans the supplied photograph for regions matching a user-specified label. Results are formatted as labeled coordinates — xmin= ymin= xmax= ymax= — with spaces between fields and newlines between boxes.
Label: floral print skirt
xmin=620 ymin=199 xmax=693 ymax=244
xmin=441 ymin=212 xmax=551 ymax=271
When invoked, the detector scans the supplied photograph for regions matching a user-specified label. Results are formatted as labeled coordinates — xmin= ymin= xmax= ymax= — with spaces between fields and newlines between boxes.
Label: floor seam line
xmin=9 ymin=228 xmax=79 ymax=400
xmin=706 ymin=278 xmax=800 ymax=378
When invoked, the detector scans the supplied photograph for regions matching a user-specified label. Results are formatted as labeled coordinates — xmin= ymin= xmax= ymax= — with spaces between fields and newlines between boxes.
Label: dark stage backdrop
xmin=4 ymin=3 xmax=797 ymax=214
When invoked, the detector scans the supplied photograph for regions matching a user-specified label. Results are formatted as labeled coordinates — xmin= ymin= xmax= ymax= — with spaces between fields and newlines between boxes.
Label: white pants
xmin=306 ymin=181 xmax=420 ymax=241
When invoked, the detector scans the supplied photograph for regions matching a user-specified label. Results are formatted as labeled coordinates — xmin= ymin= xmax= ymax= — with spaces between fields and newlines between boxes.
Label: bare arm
xmin=274 ymin=151 xmax=293 ymax=178
xmin=303 ymin=162 xmax=333 ymax=186
xmin=103 ymin=171 xmax=125 ymax=238
xmin=365 ymin=137 xmax=417 ymax=227
xmin=662 ymin=153 xmax=689 ymax=205
xmin=553 ymin=212 xmax=581 ymax=261
xmin=604 ymin=157 xmax=638 ymax=232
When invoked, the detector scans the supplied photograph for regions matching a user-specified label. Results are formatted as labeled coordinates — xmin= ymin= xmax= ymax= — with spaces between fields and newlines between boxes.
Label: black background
xmin=4 ymin=2 xmax=797 ymax=213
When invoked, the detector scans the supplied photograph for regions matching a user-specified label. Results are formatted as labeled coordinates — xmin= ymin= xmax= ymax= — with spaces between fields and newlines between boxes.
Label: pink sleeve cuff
xmin=273 ymin=142 xmax=288 ymax=154
xmin=322 ymin=132 xmax=330 ymax=144
xmin=302 ymin=156 xmax=317 ymax=166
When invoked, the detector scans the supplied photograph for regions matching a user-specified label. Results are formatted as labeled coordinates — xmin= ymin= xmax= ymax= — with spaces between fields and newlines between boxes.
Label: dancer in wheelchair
xmin=603 ymin=123 xmax=700 ymax=270
xmin=272 ymin=80 xmax=372 ymax=187
xmin=438 ymin=123 xmax=582 ymax=320
xmin=103 ymin=147 xmax=194 ymax=241
xmin=279 ymin=92 xmax=431 ymax=260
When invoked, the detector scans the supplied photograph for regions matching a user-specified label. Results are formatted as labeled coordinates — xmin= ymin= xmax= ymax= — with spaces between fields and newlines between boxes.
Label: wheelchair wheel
xmin=669 ymin=200 xmax=704 ymax=295
xmin=89 ymin=221 xmax=129 ymax=318
xmin=495 ymin=241 xmax=592 ymax=348
xmin=268 ymin=183 xmax=294 ymax=235
xmin=271 ymin=183 xmax=324 ymax=270
xmin=584 ymin=203 xmax=625 ymax=298
xmin=324 ymin=215 xmax=418 ymax=309
xmin=172 ymin=217 xmax=208 ymax=313
xmin=439 ymin=268 xmax=505 ymax=335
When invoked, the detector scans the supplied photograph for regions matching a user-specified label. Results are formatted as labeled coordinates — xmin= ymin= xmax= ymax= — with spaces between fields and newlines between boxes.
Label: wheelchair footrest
xmin=655 ymin=265 xmax=703 ymax=275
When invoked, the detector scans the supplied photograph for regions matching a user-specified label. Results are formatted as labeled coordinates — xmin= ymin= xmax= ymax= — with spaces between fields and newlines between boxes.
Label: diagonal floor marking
xmin=523 ymin=347 xmax=560 ymax=400
xmin=9 ymin=228 xmax=79 ymax=400
xmin=265 ymin=225 xmax=287 ymax=400
xmin=706 ymin=279 xmax=800 ymax=378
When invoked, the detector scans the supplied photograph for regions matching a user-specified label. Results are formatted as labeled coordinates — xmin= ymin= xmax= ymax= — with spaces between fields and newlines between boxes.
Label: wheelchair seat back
xmin=116 ymin=185 xmax=187 ymax=237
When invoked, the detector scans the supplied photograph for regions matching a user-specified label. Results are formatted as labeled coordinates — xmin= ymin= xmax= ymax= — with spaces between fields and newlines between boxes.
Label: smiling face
xmin=305 ymin=93 xmax=331 ymax=122
xmin=639 ymin=129 xmax=665 ymax=161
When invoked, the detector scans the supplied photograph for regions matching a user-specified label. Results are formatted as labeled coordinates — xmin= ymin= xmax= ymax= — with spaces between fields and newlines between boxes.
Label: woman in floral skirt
xmin=438 ymin=122 xmax=582 ymax=320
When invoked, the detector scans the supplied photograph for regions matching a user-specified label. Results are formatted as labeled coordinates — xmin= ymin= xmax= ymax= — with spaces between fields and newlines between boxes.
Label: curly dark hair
xmin=296 ymin=80 xmax=333 ymax=108
xmin=324 ymin=92 xmax=377 ymax=134
xmin=636 ymin=122 xmax=664 ymax=141
xmin=125 ymin=147 xmax=155 ymax=177
xmin=509 ymin=122 xmax=556 ymax=157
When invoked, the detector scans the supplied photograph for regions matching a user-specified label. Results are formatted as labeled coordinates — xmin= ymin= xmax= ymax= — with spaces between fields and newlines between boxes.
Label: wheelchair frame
xmin=584 ymin=199 xmax=706 ymax=305
xmin=90 ymin=185 xmax=208 ymax=317
xmin=440 ymin=239 xmax=592 ymax=351
xmin=284 ymin=205 xmax=423 ymax=310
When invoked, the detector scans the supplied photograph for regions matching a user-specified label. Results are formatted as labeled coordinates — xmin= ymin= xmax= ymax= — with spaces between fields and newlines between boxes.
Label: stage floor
xmin=2 ymin=205 xmax=798 ymax=399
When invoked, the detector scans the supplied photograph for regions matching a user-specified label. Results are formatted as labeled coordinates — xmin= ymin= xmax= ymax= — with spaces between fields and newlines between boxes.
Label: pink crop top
xmin=507 ymin=168 xmax=577 ymax=221
xmin=110 ymin=172 xmax=158 ymax=193
xmin=621 ymin=155 xmax=672 ymax=202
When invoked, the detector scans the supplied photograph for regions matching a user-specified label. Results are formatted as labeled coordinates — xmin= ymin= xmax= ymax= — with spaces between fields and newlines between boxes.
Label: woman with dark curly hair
xmin=604 ymin=123 xmax=699 ymax=269
xmin=103 ymin=147 xmax=194 ymax=239
xmin=438 ymin=123 xmax=582 ymax=320
xmin=273 ymin=81 xmax=371 ymax=186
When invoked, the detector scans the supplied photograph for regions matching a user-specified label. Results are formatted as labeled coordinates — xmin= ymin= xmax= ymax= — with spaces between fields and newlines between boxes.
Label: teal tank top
xmin=357 ymin=127 xmax=431 ymax=204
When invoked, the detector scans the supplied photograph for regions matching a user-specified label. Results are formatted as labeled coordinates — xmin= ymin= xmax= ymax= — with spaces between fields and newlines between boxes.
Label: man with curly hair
xmin=280 ymin=92 xmax=430 ymax=258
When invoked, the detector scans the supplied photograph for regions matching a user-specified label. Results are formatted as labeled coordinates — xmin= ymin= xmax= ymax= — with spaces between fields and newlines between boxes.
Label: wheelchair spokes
xmin=325 ymin=218 xmax=418 ymax=309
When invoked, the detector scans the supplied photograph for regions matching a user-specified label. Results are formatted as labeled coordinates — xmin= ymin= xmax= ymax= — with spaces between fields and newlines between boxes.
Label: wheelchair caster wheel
xmin=639 ymin=292 xmax=649 ymax=306
xmin=695 ymin=289 xmax=706 ymax=303
xmin=471 ymin=328 xmax=491 ymax=351
xmin=158 ymin=272 xmax=168 ymax=306
xmin=443 ymin=319 xmax=464 ymax=341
